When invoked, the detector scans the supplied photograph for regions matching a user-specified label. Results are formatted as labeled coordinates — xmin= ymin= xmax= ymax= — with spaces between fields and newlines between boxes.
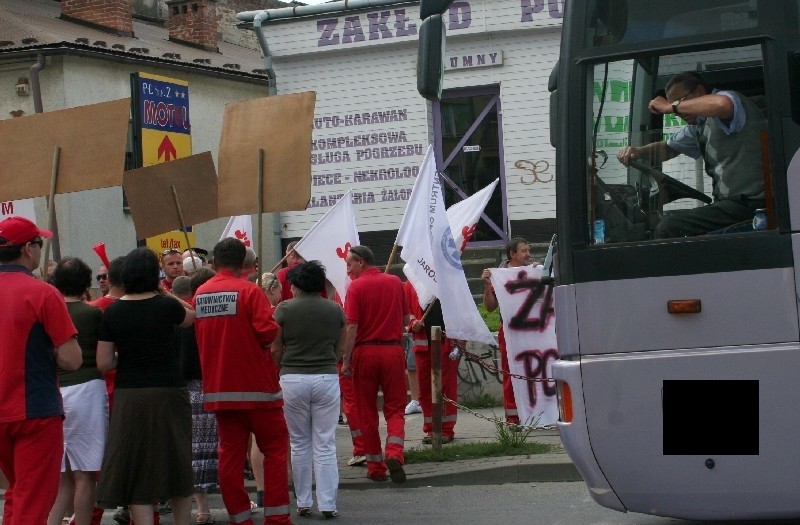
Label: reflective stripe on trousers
xmin=265 ymin=505 xmax=291 ymax=517
xmin=205 ymin=391 xmax=283 ymax=403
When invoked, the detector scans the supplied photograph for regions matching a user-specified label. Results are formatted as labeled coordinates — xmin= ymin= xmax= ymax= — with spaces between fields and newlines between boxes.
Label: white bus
xmin=419 ymin=0 xmax=800 ymax=520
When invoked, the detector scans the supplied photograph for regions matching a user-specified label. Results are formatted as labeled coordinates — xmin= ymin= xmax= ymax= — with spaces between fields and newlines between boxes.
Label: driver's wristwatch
xmin=671 ymin=99 xmax=681 ymax=114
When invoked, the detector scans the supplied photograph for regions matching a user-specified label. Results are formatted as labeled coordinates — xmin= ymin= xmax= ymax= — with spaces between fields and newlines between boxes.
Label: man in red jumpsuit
xmin=193 ymin=238 xmax=290 ymax=525
xmin=341 ymin=245 xmax=410 ymax=483
xmin=482 ymin=237 xmax=532 ymax=426
xmin=0 ymin=216 xmax=82 ymax=525
xmin=403 ymin=281 xmax=458 ymax=443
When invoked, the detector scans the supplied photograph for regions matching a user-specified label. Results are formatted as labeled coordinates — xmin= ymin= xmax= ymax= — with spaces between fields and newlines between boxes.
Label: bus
xmin=418 ymin=0 xmax=800 ymax=520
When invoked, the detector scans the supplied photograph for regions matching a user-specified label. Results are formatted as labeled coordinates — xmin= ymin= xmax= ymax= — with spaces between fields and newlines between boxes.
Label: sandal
xmin=297 ymin=507 xmax=312 ymax=517
xmin=322 ymin=510 xmax=339 ymax=519
xmin=195 ymin=512 xmax=216 ymax=525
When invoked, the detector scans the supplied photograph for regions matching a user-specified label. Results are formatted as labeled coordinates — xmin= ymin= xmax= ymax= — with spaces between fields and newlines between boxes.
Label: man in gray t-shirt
xmin=617 ymin=71 xmax=767 ymax=238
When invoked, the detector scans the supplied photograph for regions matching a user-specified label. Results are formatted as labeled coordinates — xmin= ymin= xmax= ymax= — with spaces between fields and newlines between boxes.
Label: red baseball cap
xmin=0 ymin=216 xmax=53 ymax=247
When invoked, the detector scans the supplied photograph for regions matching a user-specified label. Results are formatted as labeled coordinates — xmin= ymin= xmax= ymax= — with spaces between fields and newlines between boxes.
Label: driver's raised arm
xmin=617 ymin=141 xmax=679 ymax=167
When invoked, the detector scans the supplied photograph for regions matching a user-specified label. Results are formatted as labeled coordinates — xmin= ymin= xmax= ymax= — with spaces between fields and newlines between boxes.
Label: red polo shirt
xmin=0 ymin=265 xmax=77 ymax=422
xmin=344 ymin=267 xmax=409 ymax=343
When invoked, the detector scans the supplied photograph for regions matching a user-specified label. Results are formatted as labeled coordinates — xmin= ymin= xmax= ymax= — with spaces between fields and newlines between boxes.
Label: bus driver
xmin=617 ymin=71 xmax=768 ymax=238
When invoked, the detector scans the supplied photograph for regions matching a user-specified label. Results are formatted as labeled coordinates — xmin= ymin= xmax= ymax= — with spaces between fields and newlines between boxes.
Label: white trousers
xmin=279 ymin=373 xmax=340 ymax=511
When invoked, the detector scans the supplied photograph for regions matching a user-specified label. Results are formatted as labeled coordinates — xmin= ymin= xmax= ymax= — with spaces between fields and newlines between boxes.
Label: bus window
xmin=587 ymin=45 xmax=773 ymax=244
xmin=586 ymin=0 xmax=759 ymax=48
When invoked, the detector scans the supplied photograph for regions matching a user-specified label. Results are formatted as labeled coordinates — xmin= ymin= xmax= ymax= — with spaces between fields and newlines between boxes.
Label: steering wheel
xmin=628 ymin=160 xmax=712 ymax=206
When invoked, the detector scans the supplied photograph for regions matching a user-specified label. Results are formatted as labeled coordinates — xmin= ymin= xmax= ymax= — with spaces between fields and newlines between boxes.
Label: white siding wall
xmin=262 ymin=0 xmax=563 ymax=238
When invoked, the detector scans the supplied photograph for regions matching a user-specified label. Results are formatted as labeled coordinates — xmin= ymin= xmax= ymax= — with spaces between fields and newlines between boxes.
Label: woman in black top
xmin=96 ymin=247 xmax=195 ymax=525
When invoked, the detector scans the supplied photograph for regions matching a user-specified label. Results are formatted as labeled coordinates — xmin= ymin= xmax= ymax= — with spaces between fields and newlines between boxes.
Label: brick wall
xmin=168 ymin=0 xmax=219 ymax=51
xmin=61 ymin=0 xmax=134 ymax=35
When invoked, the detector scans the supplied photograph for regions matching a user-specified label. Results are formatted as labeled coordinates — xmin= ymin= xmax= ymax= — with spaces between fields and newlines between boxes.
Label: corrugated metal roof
xmin=0 ymin=0 xmax=271 ymax=83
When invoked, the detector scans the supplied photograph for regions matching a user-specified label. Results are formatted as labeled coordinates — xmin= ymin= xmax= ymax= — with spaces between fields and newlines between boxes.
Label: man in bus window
xmin=617 ymin=71 xmax=767 ymax=238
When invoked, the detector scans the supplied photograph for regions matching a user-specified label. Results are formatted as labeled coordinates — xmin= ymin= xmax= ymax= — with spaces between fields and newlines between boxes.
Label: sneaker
xmin=405 ymin=399 xmax=422 ymax=415
xmin=386 ymin=457 xmax=406 ymax=484
xmin=322 ymin=510 xmax=339 ymax=519
xmin=347 ymin=455 xmax=366 ymax=466
xmin=338 ymin=415 xmax=346 ymax=425
xmin=297 ymin=507 xmax=312 ymax=517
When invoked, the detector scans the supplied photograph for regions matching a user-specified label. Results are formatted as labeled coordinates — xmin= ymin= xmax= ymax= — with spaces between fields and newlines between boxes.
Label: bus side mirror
xmin=420 ymin=0 xmax=453 ymax=19
xmin=789 ymin=51 xmax=800 ymax=126
xmin=549 ymin=90 xmax=558 ymax=148
xmin=417 ymin=14 xmax=446 ymax=102
xmin=548 ymin=61 xmax=559 ymax=148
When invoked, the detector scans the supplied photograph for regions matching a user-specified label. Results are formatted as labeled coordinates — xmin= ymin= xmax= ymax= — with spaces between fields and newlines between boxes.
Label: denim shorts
xmin=403 ymin=332 xmax=416 ymax=371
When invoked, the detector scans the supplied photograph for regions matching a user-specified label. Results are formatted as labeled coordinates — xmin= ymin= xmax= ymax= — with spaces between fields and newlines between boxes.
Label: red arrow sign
xmin=158 ymin=135 xmax=177 ymax=162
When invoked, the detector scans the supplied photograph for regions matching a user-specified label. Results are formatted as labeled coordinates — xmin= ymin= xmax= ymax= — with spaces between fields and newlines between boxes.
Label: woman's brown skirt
xmin=97 ymin=387 xmax=193 ymax=506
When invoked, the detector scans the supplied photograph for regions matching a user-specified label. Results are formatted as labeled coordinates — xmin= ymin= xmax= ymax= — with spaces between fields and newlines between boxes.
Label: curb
xmin=337 ymin=454 xmax=582 ymax=490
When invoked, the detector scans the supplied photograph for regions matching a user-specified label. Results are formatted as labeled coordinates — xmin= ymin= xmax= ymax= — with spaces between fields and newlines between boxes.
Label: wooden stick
xmin=257 ymin=149 xmax=265 ymax=287
xmin=384 ymin=244 xmax=399 ymax=273
xmin=269 ymin=248 xmax=295 ymax=274
xmin=42 ymin=146 xmax=60 ymax=279
xmin=431 ymin=325 xmax=443 ymax=451
xmin=420 ymin=297 xmax=439 ymax=322
xmin=170 ymin=185 xmax=196 ymax=271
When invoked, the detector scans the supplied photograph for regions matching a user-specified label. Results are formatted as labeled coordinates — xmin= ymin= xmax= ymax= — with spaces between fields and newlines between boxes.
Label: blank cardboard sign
xmin=123 ymin=152 xmax=218 ymax=239
xmin=0 ymin=99 xmax=130 ymax=201
xmin=217 ymin=92 xmax=315 ymax=216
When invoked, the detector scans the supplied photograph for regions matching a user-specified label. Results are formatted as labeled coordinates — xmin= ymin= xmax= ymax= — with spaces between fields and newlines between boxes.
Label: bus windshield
xmin=587 ymin=0 xmax=759 ymax=47
xmin=587 ymin=44 xmax=772 ymax=244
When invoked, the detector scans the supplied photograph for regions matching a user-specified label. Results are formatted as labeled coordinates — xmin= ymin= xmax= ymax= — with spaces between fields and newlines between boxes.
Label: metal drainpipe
xmin=30 ymin=54 xmax=62 ymax=261
xmin=252 ymin=13 xmax=283 ymax=261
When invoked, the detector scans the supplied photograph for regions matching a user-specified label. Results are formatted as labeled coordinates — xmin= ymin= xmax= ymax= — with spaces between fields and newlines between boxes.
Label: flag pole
xmin=384 ymin=244 xmax=399 ymax=273
xmin=42 ymin=146 xmax=60 ymax=279
xmin=430 ymin=325 xmax=443 ymax=451
xmin=269 ymin=248 xmax=295 ymax=274
xmin=257 ymin=149 xmax=265 ymax=287
xmin=420 ymin=298 xmax=439 ymax=322
xmin=170 ymin=185 xmax=197 ymax=272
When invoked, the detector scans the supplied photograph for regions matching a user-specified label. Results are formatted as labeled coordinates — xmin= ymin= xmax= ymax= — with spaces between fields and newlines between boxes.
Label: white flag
xmin=395 ymin=146 xmax=495 ymax=345
xmin=219 ymin=215 xmax=254 ymax=248
xmin=294 ymin=190 xmax=360 ymax=300
xmin=402 ymin=177 xmax=498 ymax=308
xmin=447 ymin=178 xmax=499 ymax=253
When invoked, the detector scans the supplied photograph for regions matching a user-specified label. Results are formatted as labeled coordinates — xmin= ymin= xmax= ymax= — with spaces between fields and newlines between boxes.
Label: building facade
xmin=248 ymin=0 xmax=563 ymax=259
xmin=0 ymin=0 xmax=277 ymax=289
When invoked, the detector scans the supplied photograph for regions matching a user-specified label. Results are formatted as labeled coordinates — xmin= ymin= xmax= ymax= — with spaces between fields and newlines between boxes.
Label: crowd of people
xmin=3 ymin=215 xmax=501 ymax=525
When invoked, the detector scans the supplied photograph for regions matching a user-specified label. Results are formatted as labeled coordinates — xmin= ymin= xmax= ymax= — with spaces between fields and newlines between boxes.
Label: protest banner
xmin=490 ymin=265 xmax=558 ymax=426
